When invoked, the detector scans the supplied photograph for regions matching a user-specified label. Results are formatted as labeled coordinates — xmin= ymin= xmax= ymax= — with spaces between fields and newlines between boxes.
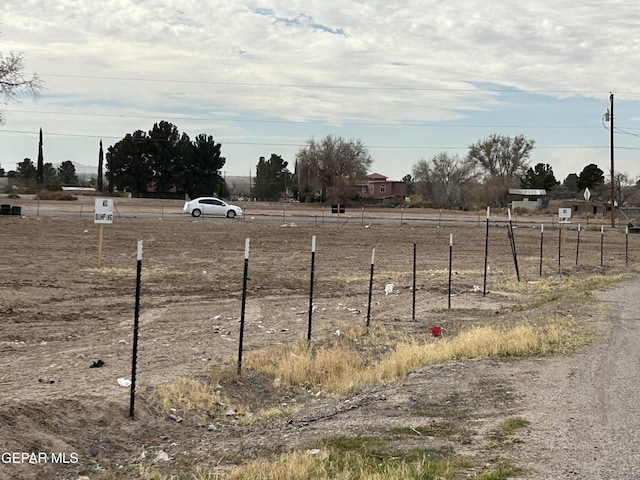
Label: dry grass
xmin=239 ymin=404 xmax=303 ymax=424
xmin=225 ymin=449 xmax=329 ymax=480
xmin=224 ymin=448 xmax=461 ymax=480
xmin=116 ymin=466 xmax=220 ymax=480
xmin=141 ymin=378 xmax=228 ymax=419
xmin=130 ymin=270 xmax=619 ymax=480
xmin=140 ymin=315 xmax=586 ymax=425
xmin=35 ymin=190 xmax=78 ymax=201
xmin=222 ymin=444 xmax=520 ymax=480
xmin=245 ymin=317 xmax=588 ymax=396
xmin=496 ymin=272 xmax=630 ymax=294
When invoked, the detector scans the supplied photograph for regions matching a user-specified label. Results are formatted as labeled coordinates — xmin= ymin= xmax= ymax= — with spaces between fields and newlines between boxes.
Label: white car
xmin=182 ymin=197 xmax=242 ymax=218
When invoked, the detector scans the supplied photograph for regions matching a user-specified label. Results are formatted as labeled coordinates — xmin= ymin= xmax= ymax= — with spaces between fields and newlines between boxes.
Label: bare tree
xmin=411 ymin=158 xmax=432 ymax=199
xmin=430 ymin=153 xmax=478 ymax=209
xmin=468 ymin=134 xmax=534 ymax=207
xmin=613 ymin=172 xmax=638 ymax=208
xmin=412 ymin=153 xmax=478 ymax=209
xmin=0 ymin=51 xmax=42 ymax=123
xmin=296 ymin=135 xmax=372 ymax=203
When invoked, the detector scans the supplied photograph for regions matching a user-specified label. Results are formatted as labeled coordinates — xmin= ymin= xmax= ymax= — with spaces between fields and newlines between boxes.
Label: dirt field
xmin=0 ymin=199 xmax=636 ymax=479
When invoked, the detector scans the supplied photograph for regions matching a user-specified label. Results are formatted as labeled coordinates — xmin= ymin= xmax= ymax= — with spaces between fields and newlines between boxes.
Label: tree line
xmin=405 ymin=134 xmax=624 ymax=209
xmin=4 ymin=158 xmax=79 ymax=188
xmin=253 ymin=133 xmax=633 ymax=208
xmin=4 ymin=122 xmax=637 ymax=209
xmin=105 ymin=121 xmax=227 ymax=198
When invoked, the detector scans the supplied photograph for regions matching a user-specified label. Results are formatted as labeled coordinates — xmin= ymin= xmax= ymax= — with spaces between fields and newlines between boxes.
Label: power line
xmin=1 ymin=108 xmax=623 ymax=130
xmin=37 ymin=72 xmax=638 ymax=96
xmin=3 ymin=127 xmax=638 ymax=150
xmin=615 ymin=127 xmax=640 ymax=139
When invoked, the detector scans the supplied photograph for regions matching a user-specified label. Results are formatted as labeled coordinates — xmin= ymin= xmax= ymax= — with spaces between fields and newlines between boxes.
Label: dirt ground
xmin=0 ymin=199 xmax=636 ymax=479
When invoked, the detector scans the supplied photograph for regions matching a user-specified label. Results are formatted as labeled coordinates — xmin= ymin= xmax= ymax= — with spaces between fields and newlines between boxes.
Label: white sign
xmin=584 ymin=187 xmax=591 ymax=201
xmin=94 ymin=198 xmax=114 ymax=224
xmin=558 ymin=207 xmax=572 ymax=223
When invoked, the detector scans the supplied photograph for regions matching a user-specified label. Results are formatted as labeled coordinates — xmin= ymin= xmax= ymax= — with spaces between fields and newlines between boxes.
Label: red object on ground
xmin=430 ymin=326 xmax=442 ymax=337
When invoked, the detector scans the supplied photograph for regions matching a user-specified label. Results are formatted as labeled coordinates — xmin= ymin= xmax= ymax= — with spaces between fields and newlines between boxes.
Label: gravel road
xmin=514 ymin=277 xmax=640 ymax=479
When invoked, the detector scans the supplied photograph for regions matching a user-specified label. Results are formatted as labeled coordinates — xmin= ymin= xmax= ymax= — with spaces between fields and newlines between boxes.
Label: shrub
xmin=36 ymin=190 xmax=78 ymax=201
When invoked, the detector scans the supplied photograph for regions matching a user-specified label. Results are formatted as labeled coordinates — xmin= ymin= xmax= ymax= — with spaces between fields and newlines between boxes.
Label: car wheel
xmin=226 ymin=210 xmax=236 ymax=218
xmin=191 ymin=209 xmax=202 ymax=217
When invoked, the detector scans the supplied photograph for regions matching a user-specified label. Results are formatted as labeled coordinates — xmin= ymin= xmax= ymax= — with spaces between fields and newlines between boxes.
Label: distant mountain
xmin=72 ymin=163 xmax=97 ymax=175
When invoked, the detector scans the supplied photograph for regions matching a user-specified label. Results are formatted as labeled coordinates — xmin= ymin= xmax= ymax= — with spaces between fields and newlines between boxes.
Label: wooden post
xmin=97 ymin=224 xmax=104 ymax=267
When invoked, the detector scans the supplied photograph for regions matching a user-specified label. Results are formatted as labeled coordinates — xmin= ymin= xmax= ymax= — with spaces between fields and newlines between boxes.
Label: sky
xmin=1 ymin=0 xmax=639 ymax=185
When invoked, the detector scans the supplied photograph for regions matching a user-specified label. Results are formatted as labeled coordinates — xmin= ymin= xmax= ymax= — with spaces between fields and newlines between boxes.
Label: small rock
xmin=207 ymin=424 xmax=216 ymax=431
xmin=117 ymin=377 xmax=131 ymax=387
xmin=154 ymin=450 xmax=170 ymax=462
xmin=168 ymin=413 xmax=183 ymax=423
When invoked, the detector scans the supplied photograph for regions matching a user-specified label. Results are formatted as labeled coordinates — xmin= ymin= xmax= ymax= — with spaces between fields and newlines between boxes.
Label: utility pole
xmin=609 ymin=92 xmax=615 ymax=228
xmin=604 ymin=93 xmax=616 ymax=228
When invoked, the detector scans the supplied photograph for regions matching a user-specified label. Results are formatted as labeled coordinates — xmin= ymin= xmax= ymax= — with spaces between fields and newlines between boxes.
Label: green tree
xmin=522 ymin=163 xmax=558 ymax=190
xmin=42 ymin=162 xmax=57 ymax=185
xmin=178 ymin=133 xmax=227 ymax=198
xmin=577 ymin=163 xmax=605 ymax=191
xmin=563 ymin=173 xmax=579 ymax=192
xmin=148 ymin=121 xmax=182 ymax=195
xmin=253 ymin=154 xmax=291 ymax=201
xmin=106 ymin=122 xmax=227 ymax=197
xmin=106 ymin=130 xmax=153 ymax=195
xmin=545 ymin=172 xmax=579 ymax=200
xmin=57 ymin=161 xmax=78 ymax=184
xmin=467 ymin=134 xmax=534 ymax=207
xmin=97 ymin=140 xmax=104 ymax=192
xmin=37 ymin=128 xmax=44 ymax=185
xmin=16 ymin=158 xmax=36 ymax=186
xmin=402 ymin=174 xmax=416 ymax=196
xmin=296 ymin=135 xmax=372 ymax=203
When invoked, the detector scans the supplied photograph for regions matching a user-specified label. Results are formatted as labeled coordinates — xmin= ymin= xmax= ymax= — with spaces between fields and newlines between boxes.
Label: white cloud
xmin=1 ymin=0 xmax=639 ymax=179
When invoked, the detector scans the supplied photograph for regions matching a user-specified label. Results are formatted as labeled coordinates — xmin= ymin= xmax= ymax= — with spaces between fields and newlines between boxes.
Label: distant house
xmin=548 ymin=199 xmax=607 ymax=217
xmin=357 ymin=173 xmax=406 ymax=199
xmin=509 ymin=188 xmax=547 ymax=209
